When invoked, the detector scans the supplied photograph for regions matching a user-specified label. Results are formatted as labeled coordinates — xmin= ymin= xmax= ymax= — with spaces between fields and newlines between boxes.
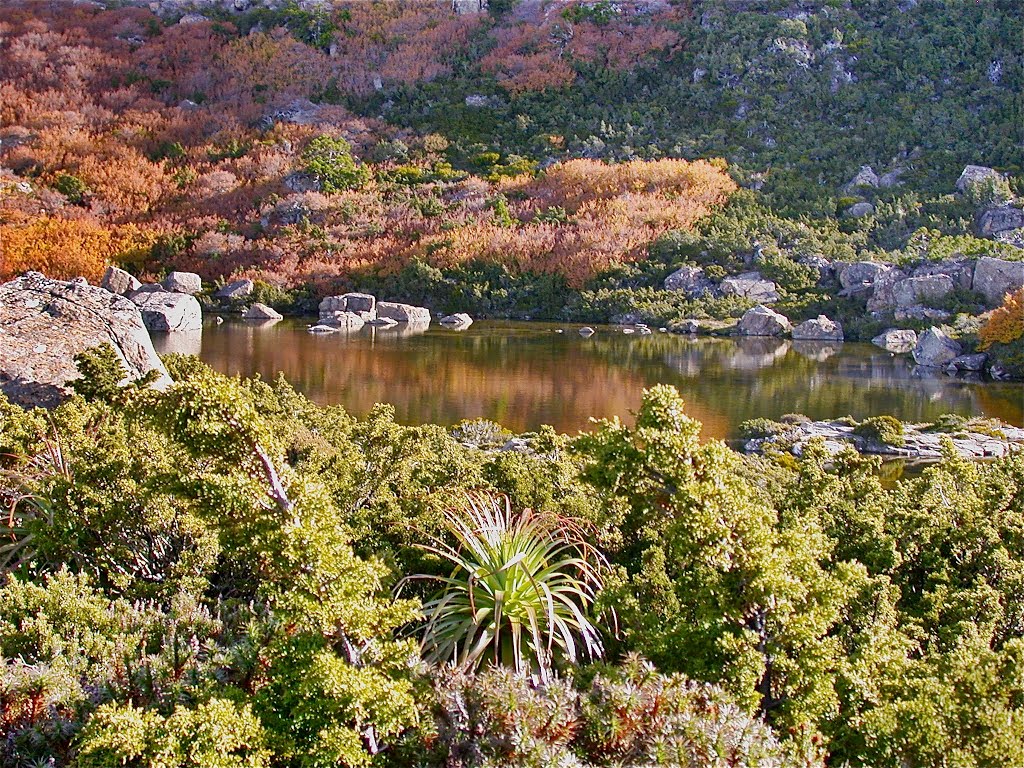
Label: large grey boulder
xmin=736 ymin=305 xmax=792 ymax=337
xmin=872 ymin=329 xmax=917 ymax=353
xmin=322 ymin=311 xmax=365 ymax=331
xmin=972 ymin=256 xmax=1024 ymax=305
xmin=376 ymin=301 xmax=432 ymax=324
xmin=243 ymin=303 xmax=282 ymax=321
xmin=162 ymin=271 xmax=203 ymax=295
xmin=978 ymin=205 xmax=1024 ymax=237
xmin=913 ymin=327 xmax=962 ymax=367
xmin=100 ymin=266 xmax=141 ymax=296
xmin=664 ymin=266 xmax=713 ymax=297
xmin=131 ymin=291 xmax=203 ymax=332
xmin=791 ymin=315 xmax=843 ymax=341
xmin=215 ymin=279 xmax=255 ymax=300
xmin=956 ymin=165 xmax=1002 ymax=193
xmin=0 ymin=272 xmax=171 ymax=407
xmin=719 ymin=272 xmax=779 ymax=303
xmin=892 ymin=275 xmax=955 ymax=309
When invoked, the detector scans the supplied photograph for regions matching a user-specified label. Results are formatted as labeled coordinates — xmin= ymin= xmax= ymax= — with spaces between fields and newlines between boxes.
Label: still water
xmin=152 ymin=319 xmax=1024 ymax=440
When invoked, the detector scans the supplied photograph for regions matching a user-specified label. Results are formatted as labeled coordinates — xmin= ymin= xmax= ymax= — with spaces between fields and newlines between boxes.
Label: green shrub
xmin=302 ymin=135 xmax=370 ymax=193
xmin=853 ymin=415 xmax=906 ymax=447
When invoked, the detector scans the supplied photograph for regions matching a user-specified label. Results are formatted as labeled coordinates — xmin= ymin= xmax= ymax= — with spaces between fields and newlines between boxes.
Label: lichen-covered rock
xmin=872 ymin=328 xmax=918 ymax=353
xmin=736 ymin=305 xmax=791 ymax=337
xmin=0 ymin=272 xmax=171 ymax=407
xmin=892 ymin=274 xmax=955 ymax=308
xmin=912 ymin=327 xmax=962 ymax=367
xmin=131 ymin=291 xmax=203 ymax=332
xmin=376 ymin=301 xmax=431 ymax=324
xmin=100 ymin=266 xmax=141 ymax=296
xmin=215 ymin=279 xmax=255 ymax=299
xmin=162 ymin=271 xmax=203 ymax=295
xmin=972 ymin=256 xmax=1024 ymax=305
xmin=791 ymin=315 xmax=843 ymax=341
xmin=243 ymin=303 xmax=282 ymax=320
xmin=319 ymin=293 xmax=377 ymax=321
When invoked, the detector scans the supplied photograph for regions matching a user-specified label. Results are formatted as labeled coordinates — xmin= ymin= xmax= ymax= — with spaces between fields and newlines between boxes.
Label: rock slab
xmin=376 ymin=301 xmax=431 ymax=324
xmin=0 ymin=272 xmax=171 ymax=407
xmin=132 ymin=291 xmax=203 ymax=332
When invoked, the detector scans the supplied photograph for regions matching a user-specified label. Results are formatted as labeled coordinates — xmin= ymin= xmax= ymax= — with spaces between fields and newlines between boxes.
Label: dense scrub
xmin=1 ymin=349 xmax=1023 ymax=766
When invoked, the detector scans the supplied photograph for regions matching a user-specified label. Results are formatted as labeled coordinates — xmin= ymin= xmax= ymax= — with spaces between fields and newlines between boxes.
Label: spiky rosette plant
xmin=407 ymin=494 xmax=609 ymax=679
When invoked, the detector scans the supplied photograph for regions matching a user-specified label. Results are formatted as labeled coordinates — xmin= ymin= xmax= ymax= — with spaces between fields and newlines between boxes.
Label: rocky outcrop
xmin=100 ymin=266 xmax=141 ymax=296
xmin=972 ymin=256 xmax=1024 ymax=305
xmin=131 ymin=291 xmax=203 ymax=332
xmin=956 ymin=165 xmax=1002 ymax=193
xmin=872 ymin=329 xmax=917 ymax=353
xmin=243 ymin=303 xmax=282 ymax=320
xmin=892 ymin=274 xmax=955 ymax=308
xmin=376 ymin=301 xmax=432 ymax=324
xmin=664 ymin=266 xmax=713 ymax=296
xmin=977 ymin=205 xmax=1024 ymax=237
xmin=215 ymin=279 xmax=255 ymax=300
xmin=0 ymin=272 xmax=171 ymax=407
xmin=323 ymin=312 xmax=365 ymax=331
xmin=162 ymin=271 xmax=203 ymax=295
xmin=719 ymin=271 xmax=779 ymax=303
xmin=839 ymin=259 xmax=888 ymax=294
xmin=911 ymin=260 xmax=974 ymax=290
xmin=912 ymin=327 xmax=962 ymax=367
xmin=791 ymin=315 xmax=843 ymax=341
xmin=865 ymin=268 xmax=907 ymax=313
xmin=736 ymin=305 xmax=791 ymax=337
xmin=744 ymin=418 xmax=1024 ymax=460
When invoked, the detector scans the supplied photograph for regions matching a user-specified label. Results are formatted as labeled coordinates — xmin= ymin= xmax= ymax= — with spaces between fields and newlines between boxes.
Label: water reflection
xmin=151 ymin=320 xmax=1024 ymax=439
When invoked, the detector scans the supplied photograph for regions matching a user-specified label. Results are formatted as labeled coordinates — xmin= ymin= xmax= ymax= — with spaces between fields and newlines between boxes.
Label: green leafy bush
xmin=853 ymin=415 xmax=906 ymax=447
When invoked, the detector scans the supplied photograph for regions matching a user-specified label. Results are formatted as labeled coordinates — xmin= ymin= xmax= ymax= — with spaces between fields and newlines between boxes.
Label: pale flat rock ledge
xmin=744 ymin=420 xmax=1024 ymax=461
xmin=0 ymin=272 xmax=172 ymax=408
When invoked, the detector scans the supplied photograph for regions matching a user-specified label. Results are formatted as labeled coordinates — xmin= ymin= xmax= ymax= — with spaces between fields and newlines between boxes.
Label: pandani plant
xmin=404 ymin=493 xmax=610 ymax=680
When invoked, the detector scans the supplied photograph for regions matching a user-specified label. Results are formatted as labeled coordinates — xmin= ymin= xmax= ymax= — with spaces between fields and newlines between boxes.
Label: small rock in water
xmin=623 ymin=328 xmax=635 ymax=334
xmin=307 ymin=324 xmax=338 ymax=334
xmin=579 ymin=327 xmax=595 ymax=337
xmin=659 ymin=327 xmax=668 ymax=333
xmin=215 ymin=316 xmax=224 ymax=324
xmin=555 ymin=329 xmax=563 ymax=333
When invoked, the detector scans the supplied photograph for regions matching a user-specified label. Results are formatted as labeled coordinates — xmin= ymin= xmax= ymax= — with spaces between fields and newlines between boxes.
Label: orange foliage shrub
xmin=0 ymin=217 xmax=158 ymax=282
xmin=481 ymin=0 xmax=682 ymax=93
xmin=978 ymin=288 xmax=1024 ymax=349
